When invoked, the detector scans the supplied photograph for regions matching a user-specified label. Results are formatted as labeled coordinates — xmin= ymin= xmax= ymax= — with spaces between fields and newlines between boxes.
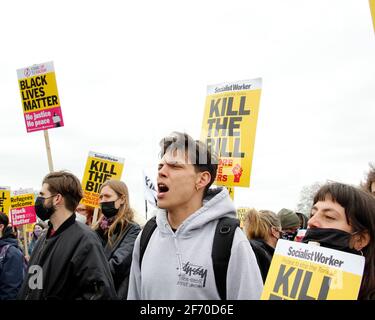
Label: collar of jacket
xmin=47 ymin=213 xmax=76 ymax=238
xmin=104 ymin=222 xmax=133 ymax=258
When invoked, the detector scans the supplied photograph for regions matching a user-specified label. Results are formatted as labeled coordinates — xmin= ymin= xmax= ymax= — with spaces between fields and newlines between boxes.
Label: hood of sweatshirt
xmin=155 ymin=187 xmax=236 ymax=238
xmin=0 ymin=228 xmax=19 ymax=248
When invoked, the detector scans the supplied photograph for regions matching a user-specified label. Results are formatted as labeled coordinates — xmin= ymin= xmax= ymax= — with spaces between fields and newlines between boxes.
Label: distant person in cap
xmin=277 ymin=208 xmax=300 ymax=241
xmin=295 ymin=211 xmax=308 ymax=229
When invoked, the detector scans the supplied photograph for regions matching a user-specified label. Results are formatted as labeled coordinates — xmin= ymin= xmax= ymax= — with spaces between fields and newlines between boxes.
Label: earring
xmin=195 ymin=185 xmax=199 ymax=191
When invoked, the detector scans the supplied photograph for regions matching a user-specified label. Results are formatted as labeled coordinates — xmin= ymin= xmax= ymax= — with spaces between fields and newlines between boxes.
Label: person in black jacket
xmin=0 ymin=213 xmax=25 ymax=300
xmin=17 ymin=171 xmax=117 ymax=300
xmin=93 ymin=179 xmax=141 ymax=299
xmin=243 ymin=208 xmax=282 ymax=283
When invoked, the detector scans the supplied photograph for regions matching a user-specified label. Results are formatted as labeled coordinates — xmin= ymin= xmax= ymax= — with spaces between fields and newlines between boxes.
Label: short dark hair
xmin=159 ymin=132 xmax=218 ymax=196
xmin=0 ymin=212 xmax=9 ymax=228
xmin=42 ymin=171 xmax=83 ymax=212
xmin=313 ymin=182 xmax=375 ymax=299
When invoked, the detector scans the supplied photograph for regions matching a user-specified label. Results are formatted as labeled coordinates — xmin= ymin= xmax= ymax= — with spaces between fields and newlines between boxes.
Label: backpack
xmin=139 ymin=216 xmax=239 ymax=300
xmin=0 ymin=244 xmax=11 ymax=271
xmin=0 ymin=244 xmax=28 ymax=278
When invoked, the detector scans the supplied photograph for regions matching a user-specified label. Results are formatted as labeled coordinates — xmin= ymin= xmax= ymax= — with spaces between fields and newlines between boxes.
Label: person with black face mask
xmin=277 ymin=208 xmax=300 ymax=241
xmin=302 ymin=182 xmax=375 ymax=300
xmin=93 ymin=179 xmax=141 ymax=299
xmin=17 ymin=171 xmax=117 ymax=300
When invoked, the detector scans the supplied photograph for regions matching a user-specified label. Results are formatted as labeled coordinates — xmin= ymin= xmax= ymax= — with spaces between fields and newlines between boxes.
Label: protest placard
xmin=370 ymin=0 xmax=375 ymax=33
xmin=25 ymin=223 xmax=35 ymax=233
xmin=236 ymin=207 xmax=249 ymax=229
xmin=0 ymin=186 xmax=11 ymax=216
xmin=81 ymin=151 xmax=125 ymax=208
xmin=10 ymin=189 xmax=36 ymax=227
xmin=201 ymin=78 xmax=262 ymax=187
xmin=261 ymin=239 xmax=365 ymax=300
xmin=225 ymin=186 xmax=235 ymax=201
xmin=17 ymin=61 xmax=64 ymax=133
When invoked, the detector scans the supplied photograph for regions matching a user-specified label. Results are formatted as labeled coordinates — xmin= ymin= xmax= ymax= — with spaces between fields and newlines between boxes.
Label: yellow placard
xmin=225 ymin=186 xmax=235 ymax=200
xmin=370 ymin=0 xmax=375 ymax=33
xmin=0 ymin=187 xmax=11 ymax=216
xmin=236 ymin=207 xmax=249 ymax=229
xmin=81 ymin=151 xmax=125 ymax=208
xmin=201 ymin=79 xmax=262 ymax=187
xmin=16 ymin=61 xmax=64 ymax=133
xmin=18 ymin=71 xmax=60 ymax=113
xmin=261 ymin=240 xmax=365 ymax=300
xmin=25 ymin=223 xmax=35 ymax=233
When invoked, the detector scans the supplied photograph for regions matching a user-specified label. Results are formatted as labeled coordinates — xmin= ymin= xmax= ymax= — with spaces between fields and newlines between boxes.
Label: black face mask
xmin=281 ymin=230 xmax=298 ymax=241
xmin=35 ymin=196 xmax=56 ymax=221
xmin=100 ymin=201 xmax=119 ymax=218
xmin=302 ymin=227 xmax=359 ymax=255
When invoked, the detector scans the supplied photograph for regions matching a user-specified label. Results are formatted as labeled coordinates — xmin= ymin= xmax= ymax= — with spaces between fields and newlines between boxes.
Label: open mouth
xmin=158 ymin=183 xmax=169 ymax=194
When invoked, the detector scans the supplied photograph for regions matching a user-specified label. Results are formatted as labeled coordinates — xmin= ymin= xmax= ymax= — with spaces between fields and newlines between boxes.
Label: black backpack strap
xmin=212 ymin=216 xmax=240 ymax=300
xmin=139 ymin=216 xmax=157 ymax=269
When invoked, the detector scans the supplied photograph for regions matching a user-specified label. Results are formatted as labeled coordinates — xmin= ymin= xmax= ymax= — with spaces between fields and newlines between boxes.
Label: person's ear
xmin=195 ymin=171 xmax=211 ymax=192
xmin=54 ymin=194 xmax=64 ymax=206
xmin=118 ymin=196 xmax=126 ymax=206
xmin=352 ymin=230 xmax=370 ymax=251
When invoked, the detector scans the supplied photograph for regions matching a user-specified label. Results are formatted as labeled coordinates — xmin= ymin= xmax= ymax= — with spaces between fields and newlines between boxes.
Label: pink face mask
xmin=34 ymin=229 xmax=42 ymax=238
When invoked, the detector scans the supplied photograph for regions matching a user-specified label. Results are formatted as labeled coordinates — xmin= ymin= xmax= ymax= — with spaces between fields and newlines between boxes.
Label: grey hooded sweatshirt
xmin=127 ymin=187 xmax=263 ymax=300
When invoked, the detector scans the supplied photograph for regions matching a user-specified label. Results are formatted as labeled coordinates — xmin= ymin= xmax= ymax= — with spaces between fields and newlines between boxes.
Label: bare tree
xmin=296 ymin=181 xmax=324 ymax=217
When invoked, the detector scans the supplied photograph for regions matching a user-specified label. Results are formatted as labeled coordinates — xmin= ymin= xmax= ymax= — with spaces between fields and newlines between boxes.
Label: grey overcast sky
xmin=1 ymin=0 xmax=375 ymax=218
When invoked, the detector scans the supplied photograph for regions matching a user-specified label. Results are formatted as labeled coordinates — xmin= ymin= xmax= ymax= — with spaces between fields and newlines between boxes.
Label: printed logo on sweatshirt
xmin=177 ymin=261 xmax=208 ymax=288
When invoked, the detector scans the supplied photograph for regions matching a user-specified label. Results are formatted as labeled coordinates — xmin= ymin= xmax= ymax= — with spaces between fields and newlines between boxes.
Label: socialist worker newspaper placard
xmin=81 ymin=151 xmax=125 ymax=208
xmin=201 ymin=78 xmax=262 ymax=188
xmin=10 ymin=189 xmax=37 ymax=227
xmin=17 ymin=61 xmax=64 ymax=133
xmin=261 ymin=239 xmax=365 ymax=300
xmin=0 ymin=186 xmax=11 ymax=216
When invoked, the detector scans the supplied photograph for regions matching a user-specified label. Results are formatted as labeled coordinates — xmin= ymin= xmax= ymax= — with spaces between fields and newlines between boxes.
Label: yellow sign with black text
xmin=236 ymin=207 xmax=249 ymax=229
xmin=225 ymin=186 xmax=235 ymax=201
xmin=261 ymin=240 xmax=365 ymax=300
xmin=201 ymin=79 xmax=262 ymax=187
xmin=0 ymin=187 xmax=11 ymax=216
xmin=81 ymin=151 xmax=125 ymax=208
xmin=17 ymin=61 xmax=64 ymax=133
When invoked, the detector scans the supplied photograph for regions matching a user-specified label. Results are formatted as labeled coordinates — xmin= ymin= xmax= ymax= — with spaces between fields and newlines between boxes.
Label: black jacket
xmin=249 ymin=239 xmax=275 ymax=283
xmin=0 ymin=227 xmax=25 ymax=300
xmin=96 ymin=222 xmax=141 ymax=299
xmin=17 ymin=214 xmax=117 ymax=300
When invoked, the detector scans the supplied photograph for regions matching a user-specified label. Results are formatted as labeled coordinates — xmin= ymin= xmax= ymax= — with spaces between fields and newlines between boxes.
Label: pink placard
xmin=24 ymin=106 xmax=64 ymax=133
xmin=11 ymin=205 xmax=37 ymax=226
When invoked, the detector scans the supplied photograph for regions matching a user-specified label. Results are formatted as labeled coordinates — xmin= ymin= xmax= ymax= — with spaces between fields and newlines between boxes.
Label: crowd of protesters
xmin=1 ymin=132 xmax=375 ymax=300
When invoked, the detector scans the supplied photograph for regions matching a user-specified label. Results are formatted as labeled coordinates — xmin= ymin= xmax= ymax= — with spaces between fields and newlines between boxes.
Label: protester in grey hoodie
xmin=127 ymin=132 xmax=263 ymax=300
